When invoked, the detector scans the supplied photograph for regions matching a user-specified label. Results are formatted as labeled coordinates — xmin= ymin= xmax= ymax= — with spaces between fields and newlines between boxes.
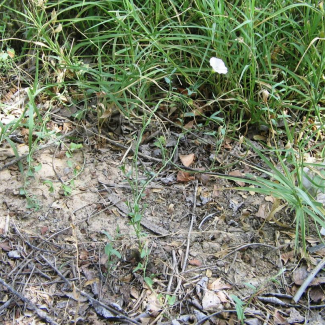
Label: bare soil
xmin=1 ymin=95 xmax=325 ymax=324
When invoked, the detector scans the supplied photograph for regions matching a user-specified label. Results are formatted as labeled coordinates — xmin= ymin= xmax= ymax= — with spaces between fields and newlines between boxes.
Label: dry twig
xmin=0 ymin=277 xmax=59 ymax=325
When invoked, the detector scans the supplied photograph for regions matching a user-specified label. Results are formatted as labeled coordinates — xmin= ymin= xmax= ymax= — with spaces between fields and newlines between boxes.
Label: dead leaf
xmin=53 ymin=23 xmax=62 ymax=33
xmin=195 ymin=173 xmax=211 ymax=185
xmin=216 ymin=291 xmax=229 ymax=303
xmin=177 ymin=171 xmax=195 ymax=182
xmin=65 ymin=291 xmax=88 ymax=302
xmin=130 ymin=287 xmax=140 ymax=299
xmin=84 ymin=278 xmax=99 ymax=287
xmin=265 ymin=196 xmax=275 ymax=202
xmin=184 ymin=120 xmax=194 ymax=129
xmin=287 ymin=308 xmax=304 ymax=323
xmin=255 ymin=204 xmax=267 ymax=219
xmin=253 ymin=135 xmax=266 ymax=141
xmin=189 ymin=259 xmax=202 ymax=266
xmin=146 ymin=291 xmax=162 ymax=317
xmin=309 ymin=287 xmax=325 ymax=302
xmin=223 ymin=137 xmax=232 ymax=149
xmin=274 ymin=310 xmax=289 ymax=325
xmin=79 ymin=250 xmax=89 ymax=260
xmin=208 ymin=278 xmax=232 ymax=291
xmin=229 ymin=170 xmax=245 ymax=186
xmin=280 ymin=251 xmax=295 ymax=265
xmin=179 ymin=153 xmax=195 ymax=167
xmin=206 ymin=269 xmax=212 ymax=278
xmin=292 ymin=266 xmax=308 ymax=285
xmin=0 ymin=242 xmax=11 ymax=252
xmin=212 ymin=185 xmax=220 ymax=198
xmin=40 ymin=226 xmax=48 ymax=235
xmin=202 ymin=290 xmax=223 ymax=311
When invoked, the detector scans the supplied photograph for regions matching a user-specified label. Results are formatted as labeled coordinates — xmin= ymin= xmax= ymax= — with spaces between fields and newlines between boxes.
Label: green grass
xmin=1 ymin=0 xmax=325 ymax=249
xmin=2 ymin=0 xmax=323 ymax=125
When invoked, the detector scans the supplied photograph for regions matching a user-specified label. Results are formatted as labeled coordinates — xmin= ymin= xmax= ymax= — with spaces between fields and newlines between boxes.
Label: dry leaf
xmin=184 ymin=120 xmax=194 ymax=129
xmin=40 ymin=226 xmax=48 ymax=235
xmin=223 ymin=138 xmax=232 ymax=149
xmin=84 ymin=278 xmax=99 ymax=287
xmin=274 ymin=310 xmax=289 ymax=325
xmin=292 ymin=266 xmax=308 ymax=285
xmin=229 ymin=170 xmax=245 ymax=186
xmin=309 ymin=287 xmax=325 ymax=302
xmin=177 ymin=171 xmax=195 ymax=182
xmin=0 ymin=242 xmax=11 ymax=252
xmin=195 ymin=173 xmax=211 ymax=185
xmin=202 ymin=290 xmax=223 ymax=311
xmin=130 ymin=287 xmax=140 ymax=299
xmin=216 ymin=291 xmax=229 ymax=303
xmin=54 ymin=23 xmax=62 ymax=33
xmin=287 ymin=308 xmax=304 ymax=323
xmin=189 ymin=259 xmax=202 ymax=266
xmin=253 ymin=135 xmax=266 ymax=141
xmin=208 ymin=278 xmax=232 ymax=291
xmin=212 ymin=185 xmax=220 ymax=198
xmin=265 ymin=196 xmax=275 ymax=202
xmin=79 ymin=250 xmax=89 ymax=260
xmin=179 ymin=153 xmax=195 ymax=167
xmin=167 ymin=204 xmax=174 ymax=213
xmin=255 ymin=204 xmax=267 ymax=219
xmin=146 ymin=291 xmax=162 ymax=317
xmin=280 ymin=251 xmax=295 ymax=265
xmin=206 ymin=269 xmax=212 ymax=278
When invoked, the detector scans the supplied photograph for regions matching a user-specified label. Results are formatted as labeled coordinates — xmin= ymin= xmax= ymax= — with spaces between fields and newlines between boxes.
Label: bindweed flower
xmin=210 ymin=57 xmax=228 ymax=74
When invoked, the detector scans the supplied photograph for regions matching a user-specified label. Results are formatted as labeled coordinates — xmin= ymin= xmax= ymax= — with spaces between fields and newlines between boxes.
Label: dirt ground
xmin=1 ymin=102 xmax=325 ymax=324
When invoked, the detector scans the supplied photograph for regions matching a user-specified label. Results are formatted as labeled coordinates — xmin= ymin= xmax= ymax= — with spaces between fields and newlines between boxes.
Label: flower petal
xmin=210 ymin=57 xmax=228 ymax=74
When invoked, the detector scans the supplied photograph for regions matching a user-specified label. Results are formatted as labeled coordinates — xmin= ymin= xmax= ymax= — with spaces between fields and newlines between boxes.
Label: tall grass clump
xmin=1 ymin=1 xmax=323 ymax=125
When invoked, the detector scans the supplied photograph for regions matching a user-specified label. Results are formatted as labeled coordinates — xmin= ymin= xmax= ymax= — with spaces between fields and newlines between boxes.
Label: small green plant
xmin=43 ymin=180 xmax=54 ymax=193
xmin=228 ymin=139 xmax=325 ymax=250
xmin=153 ymin=136 xmax=167 ymax=161
xmin=230 ymin=294 xmax=246 ymax=324
xmin=231 ymin=268 xmax=285 ymax=323
xmin=165 ymin=294 xmax=177 ymax=306
xmin=102 ymin=229 xmax=122 ymax=272
xmin=59 ymin=142 xmax=84 ymax=196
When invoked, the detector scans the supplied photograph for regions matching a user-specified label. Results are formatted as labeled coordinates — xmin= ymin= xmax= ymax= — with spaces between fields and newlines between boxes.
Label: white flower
xmin=210 ymin=57 xmax=228 ymax=74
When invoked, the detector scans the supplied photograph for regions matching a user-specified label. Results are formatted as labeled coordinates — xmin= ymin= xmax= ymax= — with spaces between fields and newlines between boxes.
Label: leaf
xmin=54 ymin=23 xmax=62 ymax=33
xmin=144 ymin=277 xmax=153 ymax=288
xmin=177 ymin=171 xmax=195 ymax=182
xmin=7 ymin=48 xmax=15 ymax=58
xmin=184 ymin=120 xmax=194 ymax=129
xmin=189 ymin=259 xmax=202 ymax=266
xmin=102 ymin=231 xmax=113 ymax=240
xmin=202 ymin=290 xmax=223 ymax=311
xmin=208 ymin=278 xmax=232 ymax=291
xmin=229 ymin=170 xmax=245 ymax=186
xmin=179 ymin=153 xmax=195 ymax=167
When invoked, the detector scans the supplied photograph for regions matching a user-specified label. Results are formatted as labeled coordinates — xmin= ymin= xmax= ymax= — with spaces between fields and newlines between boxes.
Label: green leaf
xmin=110 ymin=248 xmax=121 ymax=259
xmin=34 ymin=163 xmax=42 ymax=172
xmin=43 ymin=180 xmax=54 ymax=192
xmin=102 ymin=231 xmax=113 ymax=240
xmin=144 ymin=276 xmax=153 ymax=288
xmin=70 ymin=143 xmax=83 ymax=151
xmin=166 ymin=295 xmax=176 ymax=305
